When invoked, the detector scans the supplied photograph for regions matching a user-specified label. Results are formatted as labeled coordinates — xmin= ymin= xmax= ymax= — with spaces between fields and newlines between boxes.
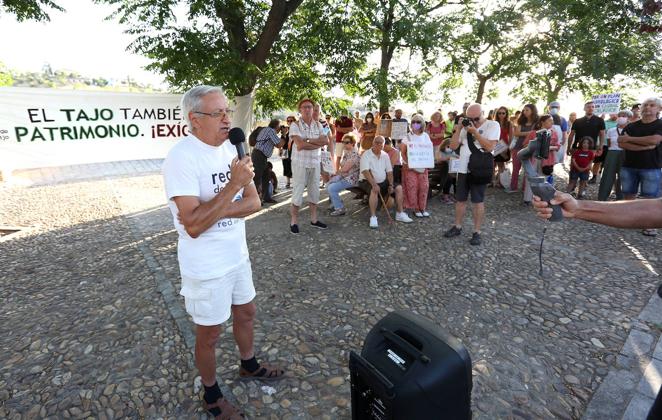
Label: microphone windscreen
xmin=229 ymin=127 xmax=246 ymax=145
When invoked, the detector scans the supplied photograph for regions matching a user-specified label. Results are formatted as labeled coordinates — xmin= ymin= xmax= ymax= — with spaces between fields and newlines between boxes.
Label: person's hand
xmin=230 ymin=156 xmax=254 ymax=188
xmin=532 ymin=191 xmax=578 ymax=219
xmin=466 ymin=124 xmax=477 ymax=135
xmin=595 ymin=148 xmax=603 ymax=157
xmin=388 ymin=185 xmax=394 ymax=194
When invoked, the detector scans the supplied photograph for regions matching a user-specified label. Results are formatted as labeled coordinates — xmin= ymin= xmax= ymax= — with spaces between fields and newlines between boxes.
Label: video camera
xmin=517 ymin=129 xmax=562 ymax=222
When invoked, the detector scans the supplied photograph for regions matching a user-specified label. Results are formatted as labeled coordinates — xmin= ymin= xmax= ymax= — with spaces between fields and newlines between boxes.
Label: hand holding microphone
xmin=228 ymin=127 xmax=254 ymax=187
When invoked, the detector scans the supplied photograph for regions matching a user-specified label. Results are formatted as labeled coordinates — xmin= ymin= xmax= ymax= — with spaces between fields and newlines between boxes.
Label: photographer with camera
xmin=443 ymin=103 xmax=500 ymax=246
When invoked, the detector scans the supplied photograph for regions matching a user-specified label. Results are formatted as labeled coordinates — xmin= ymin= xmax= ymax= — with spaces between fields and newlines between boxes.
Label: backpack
xmin=466 ymin=132 xmax=494 ymax=185
xmin=248 ymin=126 xmax=264 ymax=147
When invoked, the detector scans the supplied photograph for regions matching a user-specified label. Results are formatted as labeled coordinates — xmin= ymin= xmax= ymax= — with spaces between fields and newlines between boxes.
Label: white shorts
xmin=291 ymin=165 xmax=321 ymax=206
xmin=334 ymin=142 xmax=344 ymax=157
xmin=180 ymin=262 xmax=256 ymax=326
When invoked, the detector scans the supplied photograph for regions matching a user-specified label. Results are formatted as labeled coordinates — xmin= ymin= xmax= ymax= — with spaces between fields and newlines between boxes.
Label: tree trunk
xmin=378 ymin=3 xmax=395 ymax=114
xmin=475 ymin=75 xmax=488 ymax=104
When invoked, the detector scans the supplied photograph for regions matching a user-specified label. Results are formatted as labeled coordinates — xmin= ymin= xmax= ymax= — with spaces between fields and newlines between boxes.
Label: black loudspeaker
xmin=349 ymin=310 xmax=472 ymax=420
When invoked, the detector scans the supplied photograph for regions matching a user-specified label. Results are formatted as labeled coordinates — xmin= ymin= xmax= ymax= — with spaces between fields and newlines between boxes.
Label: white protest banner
xmin=390 ymin=121 xmax=408 ymax=140
xmin=406 ymin=140 xmax=434 ymax=169
xmin=0 ymin=87 xmax=189 ymax=170
xmin=591 ymin=93 xmax=622 ymax=114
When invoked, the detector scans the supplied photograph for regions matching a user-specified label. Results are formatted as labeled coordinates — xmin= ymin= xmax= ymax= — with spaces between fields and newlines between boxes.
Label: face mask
xmin=366 ymin=118 xmax=373 ymax=122
xmin=617 ymin=117 xmax=628 ymax=125
xmin=549 ymin=108 xmax=559 ymax=115
xmin=412 ymin=123 xmax=422 ymax=130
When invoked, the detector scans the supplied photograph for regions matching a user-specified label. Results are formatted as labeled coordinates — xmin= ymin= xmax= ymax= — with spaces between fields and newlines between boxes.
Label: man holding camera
xmin=443 ymin=103 xmax=500 ymax=245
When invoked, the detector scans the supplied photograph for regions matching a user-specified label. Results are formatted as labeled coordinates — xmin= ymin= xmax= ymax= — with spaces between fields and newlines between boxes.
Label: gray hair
xmin=411 ymin=113 xmax=426 ymax=127
xmin=181 ymin=85 xmax=226 ymax=126
xmin=618 ymin=109 xmax=633 ymax=117
xmin=643 ymin=97 xmax=662 ymax=108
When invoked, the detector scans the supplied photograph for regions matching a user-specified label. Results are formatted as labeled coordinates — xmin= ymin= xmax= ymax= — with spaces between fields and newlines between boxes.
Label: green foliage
xmin=1 ymin=0 xmax=64 ymax=21
xmin=0 ymin=62 xmax=13 ymax=87
xmin=349 ymin=0 xmax=461 ymax=111
xmin=514 ymin=0 xmax=662 ymax=103
xmin=2 ymin=62 xmax=157 ymax=91
xmin=445 ymin=3 xmax=533 ymax=103
xmin=97 ymin=0 xmax=368 ymax=113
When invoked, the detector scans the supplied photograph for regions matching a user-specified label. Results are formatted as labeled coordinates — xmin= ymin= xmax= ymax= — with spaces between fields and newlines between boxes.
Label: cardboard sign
xmin=391 ymin=121 xmax=408 ymax=140
xmin=378 ymin=119 xmax=392 ymax=137
xmin=406 ymin=140 xmax=434 ymax=169
xmin=591 ymin=93 xmax=622 ymax=114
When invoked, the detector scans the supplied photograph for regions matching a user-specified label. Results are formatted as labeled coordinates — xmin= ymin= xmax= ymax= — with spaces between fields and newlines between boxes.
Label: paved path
xmin=1 ymin=159 xmax=660 ymax=419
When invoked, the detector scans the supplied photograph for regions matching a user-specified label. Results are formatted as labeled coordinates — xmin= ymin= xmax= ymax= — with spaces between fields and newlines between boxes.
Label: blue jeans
xmin=326 ymin=178 xmax=352 ymax=209
xmin=620 ymin=167 xmax=661 ymax=198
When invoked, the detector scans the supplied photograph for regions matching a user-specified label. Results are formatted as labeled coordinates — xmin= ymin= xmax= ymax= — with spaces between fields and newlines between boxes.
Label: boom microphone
xmin=229 ymin=127 xmax=247 ymax=159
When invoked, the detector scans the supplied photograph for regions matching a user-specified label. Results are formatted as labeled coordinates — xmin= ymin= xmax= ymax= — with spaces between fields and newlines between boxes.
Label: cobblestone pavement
xmin=1 ymin=161 xmax=661 ymax=419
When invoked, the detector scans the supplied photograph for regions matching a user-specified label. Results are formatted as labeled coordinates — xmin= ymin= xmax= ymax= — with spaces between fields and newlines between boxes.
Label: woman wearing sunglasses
xmin=326 ymin=133 xmax=361 ymax=216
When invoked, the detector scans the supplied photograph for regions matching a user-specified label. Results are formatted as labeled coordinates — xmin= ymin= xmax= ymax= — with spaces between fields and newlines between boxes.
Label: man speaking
xmin=162 ymin=86 xmax=284 ymax=418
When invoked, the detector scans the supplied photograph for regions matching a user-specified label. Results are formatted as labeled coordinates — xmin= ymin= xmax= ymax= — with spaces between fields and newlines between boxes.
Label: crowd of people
xmin=163 ymin=85 xmax=661 ymax=418
xmin=248 ymin=97 xmax=662 ymax=241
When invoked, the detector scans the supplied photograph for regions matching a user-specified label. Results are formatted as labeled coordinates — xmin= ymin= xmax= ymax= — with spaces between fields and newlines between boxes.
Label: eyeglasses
xmin=194 ymin=109 xmax=234 ymax=119
xmin=468 ymin=117 xmax=480 ymax=122
xmin=342 ymin=141 xmax=352 ymax=144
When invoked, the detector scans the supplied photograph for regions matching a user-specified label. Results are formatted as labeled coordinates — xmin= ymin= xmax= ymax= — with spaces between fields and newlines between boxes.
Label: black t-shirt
xmin=623 ymin=118 xmax=662 ymax=169
xmin=571 ymin=115 xmax=605 ymax=149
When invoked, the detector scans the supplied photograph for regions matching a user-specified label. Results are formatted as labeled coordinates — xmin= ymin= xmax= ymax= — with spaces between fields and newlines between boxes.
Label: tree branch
xmin=246 ymin=0 xmax=304 ymax=68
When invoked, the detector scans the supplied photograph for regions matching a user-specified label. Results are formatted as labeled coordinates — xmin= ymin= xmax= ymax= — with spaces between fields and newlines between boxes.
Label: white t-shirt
xmin=162 ymin=134 xmax=248 ymax=280
xmin=359 ymin=150 xmax=393 ymax=183
xmin=606 ymin=126 xmax=624 ymax=151
xmin=457 ymin=119 xmax=500 ymax=174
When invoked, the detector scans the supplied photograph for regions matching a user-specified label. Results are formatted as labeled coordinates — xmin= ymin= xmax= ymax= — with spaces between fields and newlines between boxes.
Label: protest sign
xmin=0 ymin=87 xmax=188 ymax=170
xmin=591 ymin=93 xmax=622 ymax=114
xmin=406 ymin=140 xmax=434 ymax=169
xmin=378 ymin=119 xmax=392 ymax=137
xmin=391 ymin=121 xmax=408 ymax=140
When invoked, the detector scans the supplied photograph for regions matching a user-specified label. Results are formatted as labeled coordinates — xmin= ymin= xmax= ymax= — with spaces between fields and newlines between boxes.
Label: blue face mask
xmin=550 ymin=108 xmax=559 ymax=116
xmin=412 ymin=123 xmax=422 ymax=130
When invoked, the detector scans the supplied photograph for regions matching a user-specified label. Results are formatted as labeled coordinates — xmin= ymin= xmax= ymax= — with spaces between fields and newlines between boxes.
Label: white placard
xmin=449 ymin=157 xmax=461 ymax=173
xmin=391 ymin=121 xmax=408 ymax=140
xmin=591 ymin=93 xmax=622 ymax=114
xmin=320 ymin=150 xmax=335 ymax=174
xmin=406 ymin=141 xmax=434 ymax=169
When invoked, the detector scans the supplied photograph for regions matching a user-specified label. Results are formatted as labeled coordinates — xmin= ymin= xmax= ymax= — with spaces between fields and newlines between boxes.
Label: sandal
xmin=642 ymin=229 xmax=658 ymax=237
xmin=203 ymin=396 xmax=245 ymax=419
xmin=239 ymin=362 xmax=286 ymax=381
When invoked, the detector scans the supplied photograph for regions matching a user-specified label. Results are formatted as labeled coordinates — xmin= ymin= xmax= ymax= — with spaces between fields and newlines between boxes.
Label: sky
xmin=0 ymin=0 xmax=655 ymax=117
xmin=0 ymin=0 xmax=166 ymax=88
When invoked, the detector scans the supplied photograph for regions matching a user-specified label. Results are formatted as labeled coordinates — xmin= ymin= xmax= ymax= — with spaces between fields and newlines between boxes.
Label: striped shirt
xmin=254 ymin=127 xmax=281 ymax=158
xmin=290 ymin=119 xmax=323 ymax=169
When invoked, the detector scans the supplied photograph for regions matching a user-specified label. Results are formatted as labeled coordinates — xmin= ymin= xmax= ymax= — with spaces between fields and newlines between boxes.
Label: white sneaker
xmin=422 ymin=211 xmax=430 ymax=217
xmin=369 ymin=216 xmax=378 ymax=229
xmin=396 ymin=212 xmax=413 ymax=223
xmin=414 ymin=211 xmax=424 ymax=218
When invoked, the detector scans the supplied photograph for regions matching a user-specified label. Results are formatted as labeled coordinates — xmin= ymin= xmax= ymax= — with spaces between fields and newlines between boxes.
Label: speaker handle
xmin=380 ymin=328 xmax=431 ymax=364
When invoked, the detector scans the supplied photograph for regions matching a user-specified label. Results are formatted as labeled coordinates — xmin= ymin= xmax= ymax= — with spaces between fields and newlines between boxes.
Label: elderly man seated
xmin=358 ymin=136 xmax=413 ymax=228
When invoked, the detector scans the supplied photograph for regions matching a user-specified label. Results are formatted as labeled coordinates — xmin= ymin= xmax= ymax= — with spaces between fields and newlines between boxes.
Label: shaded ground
xmin=1 ymin=163 xmax=660 ymax=419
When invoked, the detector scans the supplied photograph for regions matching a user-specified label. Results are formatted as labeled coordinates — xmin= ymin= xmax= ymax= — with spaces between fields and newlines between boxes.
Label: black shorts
xmin=456 ymin=173 xmax=487 ymax=203
xmin=593 ymin=146 xmax=608 ymax=164
xmin=359 ymin=179 xmax=393 ymax=198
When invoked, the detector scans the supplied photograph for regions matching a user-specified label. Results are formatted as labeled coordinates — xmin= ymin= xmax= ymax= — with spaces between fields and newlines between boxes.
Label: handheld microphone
xmin=229 ymin=127 xmax=247 ymax=159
